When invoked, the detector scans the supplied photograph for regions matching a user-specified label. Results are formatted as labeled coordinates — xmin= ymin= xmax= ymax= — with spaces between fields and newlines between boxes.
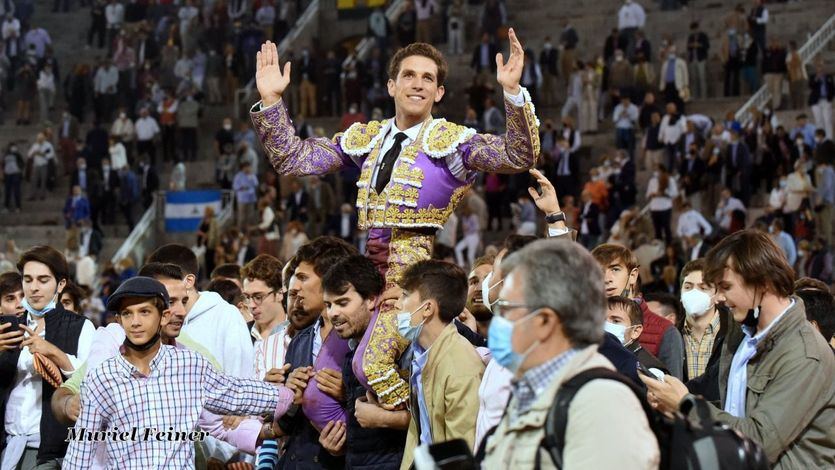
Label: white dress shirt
xmin=646 ymin=176 xmax=678 ymax=211
xmin=93 ymin=66 xmax=119 ymax=94
xmin=370 ymin=89 xmax=527 ymax=186
xmin=4 ymin=312 xmax=94 ymax=437
xmin=475 ymin=359 xmax=513 ymax=449
xmin=135 ymin=116 xmax=160 ymax=141
xmin=676 ymin=209 xmax=713 ymax=238
xmin=659 ymin=114 xmax=687 ymax=145
xmin=108 ymin=143 xmax=128 ymax=170
xmin=105 ymin=3 xmax=124 ymax=28
xmin=618 ymin=2 xmax=646 ymax=29
xmin=715 ymin=197 xmax=746 ymax=230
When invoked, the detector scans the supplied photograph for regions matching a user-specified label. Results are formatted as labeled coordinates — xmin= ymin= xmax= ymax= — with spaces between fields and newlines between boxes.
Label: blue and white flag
xmin=164 ymin=190 xmax=222 ymax=232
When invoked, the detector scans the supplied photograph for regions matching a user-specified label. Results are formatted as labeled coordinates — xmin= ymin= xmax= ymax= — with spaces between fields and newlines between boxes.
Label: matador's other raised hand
xmin=256 ymin=41 xmax=292 ymax=108
xmin=496 ymin=27 xmax=524 ymax=95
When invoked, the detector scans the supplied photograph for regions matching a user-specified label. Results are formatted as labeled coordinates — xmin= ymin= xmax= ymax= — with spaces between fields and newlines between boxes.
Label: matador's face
xmin=388 ymin=55 xmax=445 ymax=123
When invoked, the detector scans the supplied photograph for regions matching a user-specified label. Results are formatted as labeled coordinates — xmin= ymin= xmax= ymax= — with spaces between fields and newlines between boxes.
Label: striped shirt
xmin=511 ymin=348 xmax=579 ymax=423
xmin=64 ymin=345 xmax=292 ymax=469
xmin=254 ymin=323 xmax=291 ymax=381
xmin=683 ymin=312 xmax=721 ymax=380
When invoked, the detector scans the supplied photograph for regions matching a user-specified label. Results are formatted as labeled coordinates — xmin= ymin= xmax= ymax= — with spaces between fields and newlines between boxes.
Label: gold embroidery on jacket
xmin=341 ymin=120 xmax=387 ymax=155
xmin=424 ymin=119 xmax=477 ymax=158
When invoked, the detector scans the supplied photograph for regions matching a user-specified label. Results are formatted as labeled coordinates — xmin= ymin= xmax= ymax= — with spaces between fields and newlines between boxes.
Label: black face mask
xmin=124 ymin=331 xmax=161 ymax=351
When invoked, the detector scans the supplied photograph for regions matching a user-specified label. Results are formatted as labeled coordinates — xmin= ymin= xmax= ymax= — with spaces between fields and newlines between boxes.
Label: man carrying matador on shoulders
xmin=250 ymin=30 xmax=541 ymax=407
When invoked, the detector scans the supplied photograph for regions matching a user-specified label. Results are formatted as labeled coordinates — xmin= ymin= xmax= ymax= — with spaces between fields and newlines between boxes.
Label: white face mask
xmin=480 ymin=272 xmax=503 ymax=314
xmin=681 ymin=288 xmax=713 ymax=317
xmin=604 ymin=321 xmax=634 ymax=345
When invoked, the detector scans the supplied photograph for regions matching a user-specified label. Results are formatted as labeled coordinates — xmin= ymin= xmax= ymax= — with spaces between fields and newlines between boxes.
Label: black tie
xmin=375 ymin=132 xmax=408 ymax=194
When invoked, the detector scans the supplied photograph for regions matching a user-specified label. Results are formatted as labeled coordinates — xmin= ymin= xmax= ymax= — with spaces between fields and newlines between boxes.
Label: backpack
xmin=540 ymin=368 xmax=769 ymax=470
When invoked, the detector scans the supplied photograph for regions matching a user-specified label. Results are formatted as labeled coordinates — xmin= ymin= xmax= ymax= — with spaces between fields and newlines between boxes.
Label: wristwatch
xmin=545 ymin=211 xmax=566 ymax=224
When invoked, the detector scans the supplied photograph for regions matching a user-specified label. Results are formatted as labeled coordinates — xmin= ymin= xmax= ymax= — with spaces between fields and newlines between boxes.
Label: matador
xmin=250 ymin=31 xmax=540 ymax=406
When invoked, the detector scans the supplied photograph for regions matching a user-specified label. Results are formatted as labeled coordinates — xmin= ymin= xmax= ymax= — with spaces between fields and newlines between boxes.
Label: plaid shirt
xmin=683 ymin=312 xmax=721 ymax=380
xmin=64 ymin=345 xmax=291 ymax=469
xmin=510 ymin=348 xmax=579 ymax=424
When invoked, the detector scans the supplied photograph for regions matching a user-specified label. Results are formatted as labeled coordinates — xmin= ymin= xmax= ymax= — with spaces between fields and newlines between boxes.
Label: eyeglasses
xmin=243 ymin=291 xmax=277 ymax=306
xmin=493 ymin=300 xmax=540 ymax=319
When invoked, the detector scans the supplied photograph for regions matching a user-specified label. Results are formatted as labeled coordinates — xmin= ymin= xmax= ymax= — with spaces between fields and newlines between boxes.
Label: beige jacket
xmin=482 ymin=345 xmax=659 ymax=469
xmin=658 ymin=57 xmax=689 ymax=94
xmin=400 ymin=323 xmax=485 ymax=470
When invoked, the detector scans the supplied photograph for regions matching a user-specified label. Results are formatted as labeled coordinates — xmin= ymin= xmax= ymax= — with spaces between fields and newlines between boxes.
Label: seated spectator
xmin=606 ymin=296 xmax=670 ymax=374
xmin=481 ymin=239 xmax=659 ymax=468
xmin=643 ymin=230 xmax=835 ymax=469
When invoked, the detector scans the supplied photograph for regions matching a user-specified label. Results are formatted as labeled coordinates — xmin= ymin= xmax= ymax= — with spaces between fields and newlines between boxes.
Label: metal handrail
xmin=344 ymin=0 xmax=407 ymax=67
xmin=110 ymin=193 xmax=158 ymax=266
xmin=234 ymin=0 xmax=321 ymax=114
xmin=735 ymin=13 xmax=835 ymax=124
xmin=216 ymin=190 xmax=236 ymax=227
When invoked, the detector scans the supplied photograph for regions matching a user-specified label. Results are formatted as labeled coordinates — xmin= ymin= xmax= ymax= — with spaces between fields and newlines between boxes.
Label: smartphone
xmin=637 ymin=362 xmax=657 ymax=380
xmin=0 ymin=315 xmax=24 ymax=345
xmin=0 ymin=315 xmax=22 ymax=331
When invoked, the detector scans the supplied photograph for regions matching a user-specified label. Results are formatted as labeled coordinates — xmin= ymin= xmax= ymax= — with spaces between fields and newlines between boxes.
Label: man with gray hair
xmin=481 ymin=239 xmax=659 ymax=469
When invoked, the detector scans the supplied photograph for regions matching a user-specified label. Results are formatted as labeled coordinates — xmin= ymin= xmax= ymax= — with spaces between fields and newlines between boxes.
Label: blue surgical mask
xmin=396 ymin=301 xmax=429 ymax=342
xmin=487 ymin=311 xmax=541 ymax=373
xmin=21 ymin=293 xmax=59 ymax=318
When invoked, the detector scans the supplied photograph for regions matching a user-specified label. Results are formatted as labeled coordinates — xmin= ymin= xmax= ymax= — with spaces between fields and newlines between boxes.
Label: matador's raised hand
xmin=256 ymin=41 xmax=292 ymax=108
xmin=496 ymin=27 xmax=524 ymax=95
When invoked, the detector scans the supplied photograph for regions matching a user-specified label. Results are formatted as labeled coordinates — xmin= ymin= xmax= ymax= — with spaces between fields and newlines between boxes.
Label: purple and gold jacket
xmin=250 ymin=89 xmax=540 ymax=406
xmin=250 ymin=88 xmax=540 ymax=233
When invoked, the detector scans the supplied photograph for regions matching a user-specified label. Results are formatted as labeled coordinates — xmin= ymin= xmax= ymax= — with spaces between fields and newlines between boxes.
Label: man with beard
xmin=465 ymin=255 xmax=495 ymax=337
xmin=318 ymin=255 xmax=409 ymax=468
xmin=273 ymin=237 xmax=357 ymax=469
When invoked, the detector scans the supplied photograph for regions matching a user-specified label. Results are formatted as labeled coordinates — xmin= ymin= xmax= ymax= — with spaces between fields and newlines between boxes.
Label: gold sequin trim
xmin=341 ymin=120 xmax=388 ymax=156
xmin=423 ymin=119 xmax=477 ymax=159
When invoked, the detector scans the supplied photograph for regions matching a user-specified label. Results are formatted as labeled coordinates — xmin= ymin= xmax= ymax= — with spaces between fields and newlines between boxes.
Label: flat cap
xmin=106 ymin=276 xmax=170 ymax=313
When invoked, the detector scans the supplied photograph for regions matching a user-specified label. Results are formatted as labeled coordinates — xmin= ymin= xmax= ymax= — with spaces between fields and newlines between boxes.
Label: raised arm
xmin=251 ymin=41 xmax=354 ymax=177
xmin=461 ymin=28 xmax=540 ymax=173
xmin=201 ymin=356 xmax=295 ymax=419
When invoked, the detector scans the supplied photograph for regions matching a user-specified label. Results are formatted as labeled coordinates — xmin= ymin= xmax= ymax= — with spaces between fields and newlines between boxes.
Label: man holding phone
xmin=0 ymin=272 xmax=26 ymax=352
xmin=0 ymin=246 xmax=95 ymax=470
